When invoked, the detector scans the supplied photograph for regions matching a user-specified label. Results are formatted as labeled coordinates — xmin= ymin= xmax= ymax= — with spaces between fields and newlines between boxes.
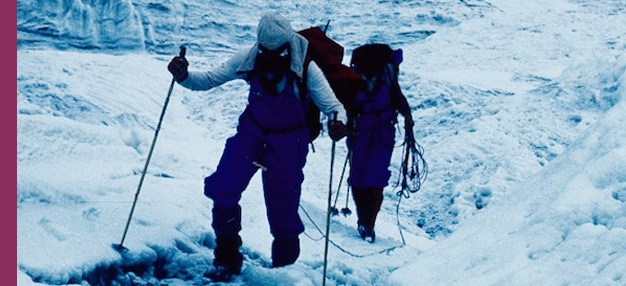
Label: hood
xmin=236 ymin=12 xmax=309 ymax=78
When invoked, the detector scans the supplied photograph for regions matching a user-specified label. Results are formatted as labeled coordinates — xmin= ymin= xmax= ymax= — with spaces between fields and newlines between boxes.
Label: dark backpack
xmin=297 ymin=26 xmax=362 ymax=143
xmin=351 ymin=43 xmax=403 ymax=90
xmin=350 ymin=43 xmax=409 ymax=118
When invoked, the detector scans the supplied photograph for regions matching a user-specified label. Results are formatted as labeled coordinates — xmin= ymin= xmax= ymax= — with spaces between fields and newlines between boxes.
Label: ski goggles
xmin=257 ymin=43 xmax=290 ymax=62
xmin=256 ymin=43 xmax=291 ymax=73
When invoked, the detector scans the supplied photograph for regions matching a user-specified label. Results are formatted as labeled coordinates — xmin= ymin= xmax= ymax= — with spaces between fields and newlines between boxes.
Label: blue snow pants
xmin=348 ymin=84 xmax=397 ymax=189
xmin=204 ymin=74 xmax=309 ymax=241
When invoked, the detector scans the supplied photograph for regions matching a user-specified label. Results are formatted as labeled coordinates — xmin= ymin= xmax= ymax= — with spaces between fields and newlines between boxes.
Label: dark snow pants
xmin=348 ymin=118 xmax=395 ymax=189
xmin=204 ymin=113 xmax=309 ymax=241
xmin=348 ymin=112 xmax=396 ymax=230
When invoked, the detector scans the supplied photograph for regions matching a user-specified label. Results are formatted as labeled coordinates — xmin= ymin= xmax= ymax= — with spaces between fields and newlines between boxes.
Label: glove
xmin=168 ymin=56 xmax=189 ymax=83
xmin=328 ymin=120 xmax=348 ymax=141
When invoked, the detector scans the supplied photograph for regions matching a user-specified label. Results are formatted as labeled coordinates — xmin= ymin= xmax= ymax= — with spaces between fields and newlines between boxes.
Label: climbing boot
xmin=271 ymin=237 xmax=300 ymax=267
xmin=206 ymin=235 xmax=243 ymax=282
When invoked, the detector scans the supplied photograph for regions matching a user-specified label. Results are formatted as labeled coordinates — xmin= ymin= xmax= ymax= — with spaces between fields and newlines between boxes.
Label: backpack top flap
xmin=298 ymin=27 xmax=344 ymax=69
xmin=350 ymin=44 xmax=393 ymax=78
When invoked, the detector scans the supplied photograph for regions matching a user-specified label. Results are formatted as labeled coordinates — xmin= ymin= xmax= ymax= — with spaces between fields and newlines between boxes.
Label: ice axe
xmin=113 ymin=46 xmax=186 ymax=252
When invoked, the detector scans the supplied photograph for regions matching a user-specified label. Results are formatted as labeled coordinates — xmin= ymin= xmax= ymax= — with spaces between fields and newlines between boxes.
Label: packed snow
xmin=17 ymin=0 xmax=626 ymax=285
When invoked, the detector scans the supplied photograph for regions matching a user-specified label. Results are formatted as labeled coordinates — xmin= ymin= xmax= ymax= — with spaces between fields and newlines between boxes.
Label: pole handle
xmin=179 ymin=45 xmax=186 ymax=58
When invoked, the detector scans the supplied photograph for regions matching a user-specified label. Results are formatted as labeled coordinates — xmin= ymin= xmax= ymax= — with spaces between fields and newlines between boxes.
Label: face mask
xmin=256 ymin=43 xmax=291 ymax=74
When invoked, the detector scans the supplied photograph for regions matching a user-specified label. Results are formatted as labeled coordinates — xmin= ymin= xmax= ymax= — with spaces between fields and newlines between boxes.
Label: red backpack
xmin=297 ymin=26 xmax=362 ymax=143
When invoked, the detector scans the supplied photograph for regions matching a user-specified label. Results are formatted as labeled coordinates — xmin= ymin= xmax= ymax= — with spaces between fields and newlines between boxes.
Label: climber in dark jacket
xmin=167 ymin=12 xmax=348 ymax=281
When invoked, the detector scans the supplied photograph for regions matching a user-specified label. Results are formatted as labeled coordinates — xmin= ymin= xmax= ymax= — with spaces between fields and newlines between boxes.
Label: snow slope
xmin=389 ymin=87 xmax=626 ymax=285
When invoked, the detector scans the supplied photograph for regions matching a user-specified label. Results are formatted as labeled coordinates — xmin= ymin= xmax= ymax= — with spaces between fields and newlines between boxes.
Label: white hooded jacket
xmin=179 ymin=12 xmax=347 ymax=124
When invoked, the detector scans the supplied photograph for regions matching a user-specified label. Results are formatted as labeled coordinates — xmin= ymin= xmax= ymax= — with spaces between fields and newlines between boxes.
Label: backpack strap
xmin=384 ymin=50 xmax=412 ymax=122
xmin=299 ymin=56 xmax=324 ymax=145
xmin=299 ymin=55 xmax=312 ymax=101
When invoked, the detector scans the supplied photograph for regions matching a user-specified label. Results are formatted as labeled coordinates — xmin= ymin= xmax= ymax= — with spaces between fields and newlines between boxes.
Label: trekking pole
xmin=330 ymin=152 xmax=350 ymax=216
xmin=340 ymin=149 xmax=353 ymax=216
xmin=114 ymin=46 xmax=186 ymax=251
xmin=322 ymin=112 xmax=338 ymax=286
xmin=341 ymin=186 xmax=352 ymax=216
